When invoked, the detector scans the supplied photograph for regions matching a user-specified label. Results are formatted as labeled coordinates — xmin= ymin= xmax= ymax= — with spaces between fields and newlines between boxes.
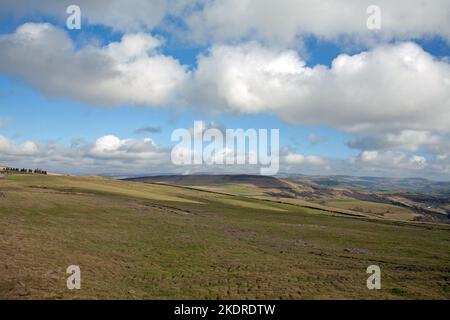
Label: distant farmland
xmin=128 ymin=175 xmax=450 ymax=223
xmin=0 ymin=174 xmax=449 ymax=299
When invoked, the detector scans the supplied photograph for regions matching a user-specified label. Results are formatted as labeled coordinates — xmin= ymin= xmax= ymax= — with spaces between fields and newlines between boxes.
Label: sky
xmin=0 ymin=0 xmax=449 ymax=179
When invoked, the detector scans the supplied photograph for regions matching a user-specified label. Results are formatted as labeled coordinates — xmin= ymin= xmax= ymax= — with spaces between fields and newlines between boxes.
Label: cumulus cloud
xmin=184 ymin=0 xmax=450 ymax=45
xmin=0 ymin=23 xmax=188 ymax=106
xmin=1 ymin=24 xmax=449 ymax=135
xmin=189 ymin=43 xmax=308 ymax=113
xmin=1 ymin=17 xmax=450 ymax=178
xmin=283 ymin=153 xmax=326 ymax=166
xmin=0 ymin=134 xmax=169 ymax=174
xmin=89 ymin=135 xmax=165 ymax=162
xmin=425 ymin=135 xmax=450 ymax=157
xmin=345 ymin=130 xmax=450 ymax=178
xmin=4 ymin=1 xmax=450 ymax=45
xmin=0 ymin=135 xmax=38 ymax=156
xmin=353 ymin=150 xmax=428 ymax=171
xmin=1 ymin=133 xmax=449 ymax=179
xmin=191 ymin=41 xmax=450 ymax=134
xmin=280 ymin=149 xmax=450 ymax=179
xmin=347 ymin=130 xmax=442 ymax=151
xmin=0 ymin=0 xmax=179 ymax=32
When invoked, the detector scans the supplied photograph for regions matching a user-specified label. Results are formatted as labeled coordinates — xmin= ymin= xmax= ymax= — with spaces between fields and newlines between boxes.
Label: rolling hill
xmin=127 ymin=174 xmax=450 ymax=224
xmin=0 ymin=174 xmax=449 ymax=299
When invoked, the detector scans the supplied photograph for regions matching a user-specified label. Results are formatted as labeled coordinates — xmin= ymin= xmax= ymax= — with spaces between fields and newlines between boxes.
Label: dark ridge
xmin=125 ymin=174 xmax=290 ymax=189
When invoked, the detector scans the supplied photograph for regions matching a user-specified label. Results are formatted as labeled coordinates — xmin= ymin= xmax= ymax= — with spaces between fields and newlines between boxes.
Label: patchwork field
xmin=0 ymin=174 xmax=449 ymax=299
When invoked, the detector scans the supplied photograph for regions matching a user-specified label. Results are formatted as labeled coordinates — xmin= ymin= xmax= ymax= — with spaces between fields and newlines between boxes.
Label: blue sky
xmin=0 ymin=73 xmax=354 ymax=158
xmin=1 ymin=1 xmax=449 ymax=179
xmin=0 ymin=12 xmax=358 ymax=157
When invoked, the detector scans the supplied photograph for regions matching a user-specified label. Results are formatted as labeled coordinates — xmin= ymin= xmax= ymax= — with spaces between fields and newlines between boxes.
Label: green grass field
xmin=0 ymin=174 xmax=449 ymax=299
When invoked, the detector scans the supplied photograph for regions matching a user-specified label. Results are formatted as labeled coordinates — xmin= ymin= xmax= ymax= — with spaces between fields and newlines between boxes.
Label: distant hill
xmin=125 ymin=174 xmax=450 ymax=223
xmin=126 ymin=174 xmax=290 ymax=189
xmin=288 ymin=175 xmax=450 ymax=193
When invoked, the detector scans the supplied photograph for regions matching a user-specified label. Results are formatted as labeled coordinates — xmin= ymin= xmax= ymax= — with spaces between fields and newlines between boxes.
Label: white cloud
xmin=355 ymin=150 xmax=429 ymax=171
xmin=1 ymin=24 xmax=449 ymax=137
xmin=345 ymin=130 xmax=450 ymax=177
xmin=1 ymin=24 xmax=450 ymax=136
xmin=89 ymin=135 xmax=165 ymax=163
xmin=283 ymin=153 xmax=326 ymax=166
xmin=409 ymin=155 xmax=427 ymax=168
xmin=0 ymin=135 xmax=38 ymax=156
xmin=361 ymin=151 xmax=379 ymax=162
xmin=93 ymin=135 xmax=123 ymax=153
xmin=1 ymin=134 xmax=449 ymax=179
xmin=191 ymin=41 xmax=450 ymax=134
xmin=0 ymin=23 xmax=188 ymax=106
xmin=2 ymin=1 xmax=450 ymax=45
xmin=0 ymin=134 xmax=168 ymax=174
xmin=425 ymin=135 xmax=450 ymax=160
xmin=0 ymin=0 xmax=177 ymax=32
xmin=347 ymin=130 xmax=442 ymax=151
xmin=189 ymin=43 xmax=307 ymax=113
xmin=1 ymin=20 xmax=450 ymax=179
xmin=382 ymin=130 xmax=441 ymax=151
xmin=184 ymin=0 xmax=450 ymax=45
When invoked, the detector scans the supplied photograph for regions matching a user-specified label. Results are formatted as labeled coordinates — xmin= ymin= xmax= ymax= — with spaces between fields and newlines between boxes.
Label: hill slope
xmin=127 ymin=175 xmax=450 ymax=223
xmin=0 ymin=174 xmax=449 ymax=299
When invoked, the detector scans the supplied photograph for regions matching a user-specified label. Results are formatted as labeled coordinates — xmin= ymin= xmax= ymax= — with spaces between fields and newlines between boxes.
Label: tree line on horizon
xmin=1 ymin=167 xmax=47 ymax=175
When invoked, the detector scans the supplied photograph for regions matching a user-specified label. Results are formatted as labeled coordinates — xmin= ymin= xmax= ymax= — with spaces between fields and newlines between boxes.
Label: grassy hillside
xmin=0 ymin=174 xmax=449 ymax=299
xmin=130 ymin=175 xmax=450 ymax=223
